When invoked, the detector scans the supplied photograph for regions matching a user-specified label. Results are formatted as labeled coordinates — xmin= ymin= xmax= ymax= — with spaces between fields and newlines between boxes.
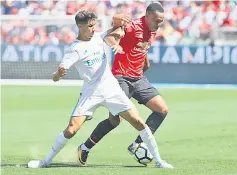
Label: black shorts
xmin=115 ymin=76 xmax=159 ymax=105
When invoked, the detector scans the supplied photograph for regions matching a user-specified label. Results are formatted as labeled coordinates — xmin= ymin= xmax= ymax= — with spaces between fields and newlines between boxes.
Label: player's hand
xmin=113 ymin=14 xmax=131 ymax=27
xmin=112 ymin=44 xmax=125 ymax=54
xmin=52 ymin=67 xmax=66 ymax=82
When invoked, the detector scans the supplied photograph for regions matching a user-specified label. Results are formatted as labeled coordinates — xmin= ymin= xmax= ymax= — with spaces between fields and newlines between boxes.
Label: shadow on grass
xmin=1 ymin=163 xmax=146 ymax=168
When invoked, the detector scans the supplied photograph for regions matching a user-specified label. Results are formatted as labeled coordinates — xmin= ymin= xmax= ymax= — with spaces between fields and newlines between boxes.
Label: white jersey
xmin=59 ymin=34 xmax=133 ymax=117
xmin=60 ymin=35 xmax=118 ymax=95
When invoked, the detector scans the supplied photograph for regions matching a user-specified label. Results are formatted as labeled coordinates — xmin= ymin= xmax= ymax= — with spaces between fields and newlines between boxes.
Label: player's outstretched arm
xmin=52 ymin=67 xmax=66 ymax=82
xmin=112 ymin=14 xmax=131 ymax=28
xmin=104 ymin=27 xmax=125 ymax=46
xmin=104 ymin=27 xmax=125 ymax=54
xmin=52 ymin=48 xmax=79 ymax=82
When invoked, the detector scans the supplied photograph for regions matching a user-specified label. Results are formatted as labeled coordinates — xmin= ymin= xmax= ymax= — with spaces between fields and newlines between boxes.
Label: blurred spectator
xmin=1 ymin=0 xmax=237 ymax=45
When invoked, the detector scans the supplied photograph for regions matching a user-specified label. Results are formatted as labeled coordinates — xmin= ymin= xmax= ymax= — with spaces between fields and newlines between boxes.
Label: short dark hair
xmin=146 ymin=2 xmax=164 ymax=13
xmin=75 ymin=10 xmax=97 ymax=25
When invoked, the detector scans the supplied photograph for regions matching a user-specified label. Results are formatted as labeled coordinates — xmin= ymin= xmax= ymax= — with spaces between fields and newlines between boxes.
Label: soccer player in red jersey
xmin=78 ymin=3 xmax=172 ymax=167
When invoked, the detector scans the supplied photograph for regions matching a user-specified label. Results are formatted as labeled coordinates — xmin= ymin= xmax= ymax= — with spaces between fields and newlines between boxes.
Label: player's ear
xmin=145 ymin=11 xmax=149 ymax=17
xmin=146 ymin=11 xmax=152 ymax=19
xmin=77 ymin=24 xmax=84 ymax=29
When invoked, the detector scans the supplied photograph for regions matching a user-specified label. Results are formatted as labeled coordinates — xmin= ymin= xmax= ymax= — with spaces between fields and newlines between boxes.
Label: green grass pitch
xmin=1 ymin=86 xmax=237 ymax=175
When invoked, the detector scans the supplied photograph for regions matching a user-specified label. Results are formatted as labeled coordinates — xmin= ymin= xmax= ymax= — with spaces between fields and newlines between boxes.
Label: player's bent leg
xmin=132 ymin=76 xmax=169 ymax=145
xmin=119 ymin=108 xmax=173 ymax=168
xmin=146 ymin=95 xmax=168 ymax=114
xmin=145 ymin=95 xmax=168 ymax=134
xmin=82 ymin=113 xmax=121 ymax=150
xmin=119 ymin=108 xmax=145 ymax=131
xmin=64 ymin=116 xmax=90 ymax=167
xmin=79 ymin=114 xmax=122 ymax=166
xmin=28 ymin=116 xmax=87 ymax=168
xmin=133 ymin=95 xmax=169 ymax=144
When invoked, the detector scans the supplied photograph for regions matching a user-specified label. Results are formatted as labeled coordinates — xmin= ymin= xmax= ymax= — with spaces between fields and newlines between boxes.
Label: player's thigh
xmin=71 ymin=94 xmax=101 ymax=122
xmin=104 ymin=90 xmax=145 ymax=131
xmin=107 ymin=76 xmax=134 ymax=126
xmin=66 ymin=95 xmax=100 ymax=136
xmin=115 ymin=76 xmax=133 ymax=98
xmin=104 ymin=88 xmax=133 ymax=119
xmin=145 ymin=95 xmax=168 ymax=114
xmin=133 ymin=76 xmax=160 ymax=105
xmin=119 ymin=107 xmax=145 ymax=131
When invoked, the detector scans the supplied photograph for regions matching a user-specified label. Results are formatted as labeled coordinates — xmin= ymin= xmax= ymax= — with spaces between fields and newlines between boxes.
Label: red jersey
xmin=112 ymin=16 xmax=157 ymax=78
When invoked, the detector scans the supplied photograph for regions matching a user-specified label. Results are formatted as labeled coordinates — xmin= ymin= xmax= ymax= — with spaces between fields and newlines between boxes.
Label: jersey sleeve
xmin=100 ymin=31 xmax=107 ymax=40
xmin=59 ymin=48 xmax=80 ymax=70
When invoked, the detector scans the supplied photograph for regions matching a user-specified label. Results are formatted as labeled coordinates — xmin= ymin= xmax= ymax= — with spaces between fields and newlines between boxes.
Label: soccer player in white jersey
xmin=27 ymin=10 xmax=173 ymax=169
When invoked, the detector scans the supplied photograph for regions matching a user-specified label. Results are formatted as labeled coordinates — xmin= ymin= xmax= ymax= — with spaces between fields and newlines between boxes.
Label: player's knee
xmin=161 ymin=106 xmax=168 ymax=114
xmin=155 ymin=105 xmax=168 ymax=115
xmin=109 ymin=116 xmax=121 ymax=127
xmin=109 ymin=114 xmax=122 ymax=127
xmin=64 ymin=126 xmax=77 ymax=139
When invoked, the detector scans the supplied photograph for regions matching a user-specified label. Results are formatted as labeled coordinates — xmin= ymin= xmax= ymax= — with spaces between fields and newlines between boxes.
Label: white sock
xmin=81 ymin=144 xmax=90 ymax=151
xmin=43 ymin=132 xmax=69 ymax=164
xmin=139 ymin=125 xmax=162 ymax=163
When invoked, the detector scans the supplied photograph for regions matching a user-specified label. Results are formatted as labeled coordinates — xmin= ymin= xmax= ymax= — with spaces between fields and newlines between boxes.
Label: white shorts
xmin=71 ymin=88 xmax=133 ymax=119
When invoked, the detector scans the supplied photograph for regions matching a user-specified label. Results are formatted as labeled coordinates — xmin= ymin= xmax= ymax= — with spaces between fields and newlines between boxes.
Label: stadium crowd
xmin=1 ymin=0 xmax=237 ymax=45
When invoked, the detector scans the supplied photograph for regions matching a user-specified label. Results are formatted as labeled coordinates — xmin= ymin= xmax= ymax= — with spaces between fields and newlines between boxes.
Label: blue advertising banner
xmin=145 ymin=43 xmax=237 ymax=84
xmin=1 ymin=44 xmax=237 ymax=83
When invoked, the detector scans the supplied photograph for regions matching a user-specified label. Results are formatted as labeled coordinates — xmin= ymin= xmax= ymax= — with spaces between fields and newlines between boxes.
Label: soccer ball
xmin=134 ymin=143 xmax=153 ymax=165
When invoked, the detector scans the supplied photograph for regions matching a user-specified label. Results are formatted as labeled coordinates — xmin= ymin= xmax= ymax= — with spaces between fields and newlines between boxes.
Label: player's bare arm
xmin=104 ymin=27 xmax=125 ymax=54
xmin=52 ymin=67 xmax=66 ymax=82
xmin=143 ymin=55 xmax=150 ymax=72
